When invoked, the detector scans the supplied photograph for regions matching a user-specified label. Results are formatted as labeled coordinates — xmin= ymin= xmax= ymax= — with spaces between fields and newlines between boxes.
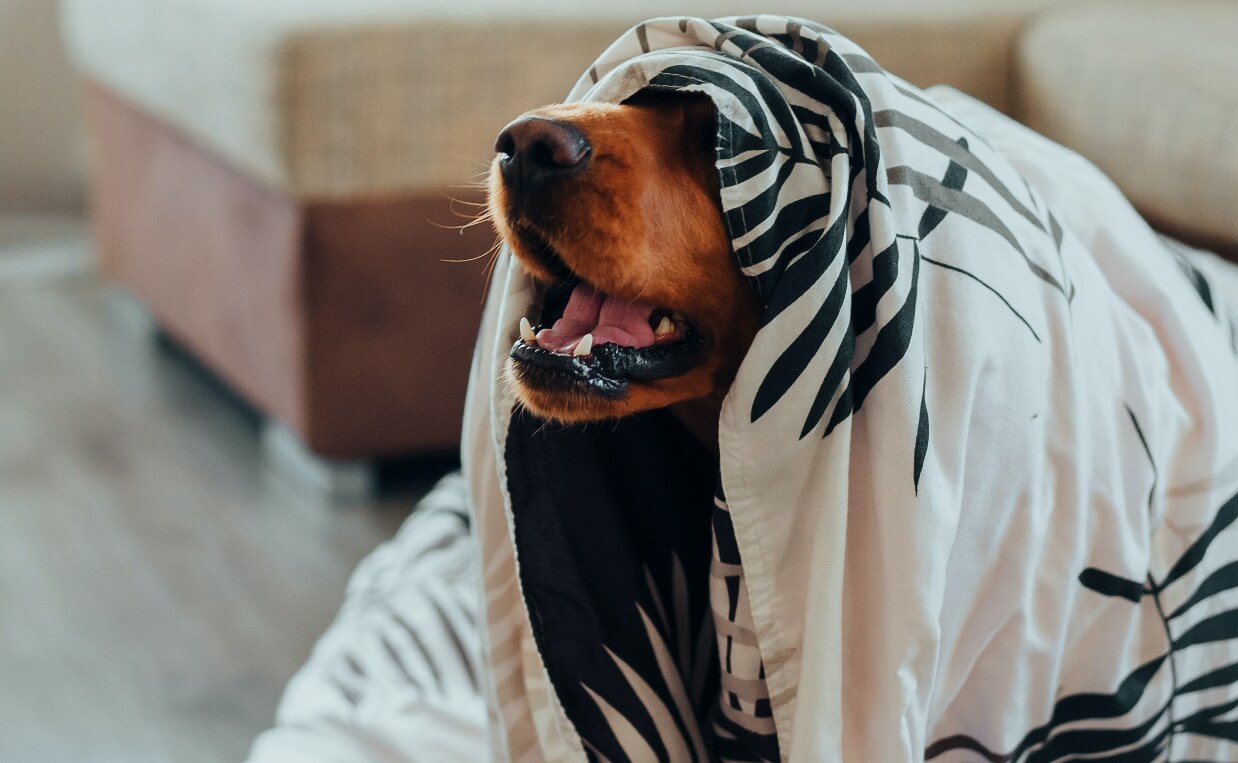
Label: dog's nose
xmin=495 ymin=116 xmax=591 ymax=189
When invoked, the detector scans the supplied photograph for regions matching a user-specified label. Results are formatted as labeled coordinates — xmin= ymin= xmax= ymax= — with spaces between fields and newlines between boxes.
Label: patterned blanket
xmin=464 ymin=15 xmax=1238 ymax=762
xmin=250 ymin=15 xmax=1238 ymax=763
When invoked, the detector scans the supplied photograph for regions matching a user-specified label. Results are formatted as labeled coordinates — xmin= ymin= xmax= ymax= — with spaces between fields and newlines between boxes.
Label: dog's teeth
xmin=519 ymin=317 xmax=537 ymax=344
xmin=573 ymin=333 xmax=593 ymax=357
xmin=655 ymin=316 xmax=674 ymax=337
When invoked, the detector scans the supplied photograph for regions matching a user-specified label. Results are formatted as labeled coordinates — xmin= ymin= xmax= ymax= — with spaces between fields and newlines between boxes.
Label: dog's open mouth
xmin=510 ymin=278 xmax=706 ymax=398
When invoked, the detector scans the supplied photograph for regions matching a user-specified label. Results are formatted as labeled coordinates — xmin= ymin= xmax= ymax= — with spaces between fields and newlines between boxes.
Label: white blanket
xmin=249 ymin=15 xmax=1238 ymax=763
xmin=246 ymin=474 xmax=487 ymax=762
xmin=464 ymin=15 xmax=1238 ymax=763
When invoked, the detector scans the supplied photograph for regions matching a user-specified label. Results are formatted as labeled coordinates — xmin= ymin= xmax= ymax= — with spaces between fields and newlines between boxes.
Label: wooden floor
xmin=0 ymin=220 xmax=455 ymax=763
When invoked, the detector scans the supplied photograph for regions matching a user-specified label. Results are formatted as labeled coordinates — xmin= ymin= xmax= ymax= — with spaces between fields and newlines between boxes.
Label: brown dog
xmin=488 ymin=92 xmax=760 ymax=438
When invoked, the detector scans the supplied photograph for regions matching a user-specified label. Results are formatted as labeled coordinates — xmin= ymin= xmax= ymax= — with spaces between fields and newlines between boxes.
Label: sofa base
xmin=85 ymin=82 xmax=495 ymax=460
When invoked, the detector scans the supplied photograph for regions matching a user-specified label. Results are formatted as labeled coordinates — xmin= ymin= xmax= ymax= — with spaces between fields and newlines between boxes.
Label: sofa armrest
xmin=1014 ymin=0 xmax=1238 ymax=257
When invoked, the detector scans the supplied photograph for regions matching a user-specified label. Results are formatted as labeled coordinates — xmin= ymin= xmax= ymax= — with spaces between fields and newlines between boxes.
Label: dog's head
xmin=487 ymin=91 xmax=760 ymax=424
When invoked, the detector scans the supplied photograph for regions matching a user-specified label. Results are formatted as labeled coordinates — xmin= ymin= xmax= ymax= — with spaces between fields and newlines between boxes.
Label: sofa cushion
xmin=1015 ymin=0 xmax=1238 ymax=254
xmin=63 ymin=0 xmax=1061 ymax=199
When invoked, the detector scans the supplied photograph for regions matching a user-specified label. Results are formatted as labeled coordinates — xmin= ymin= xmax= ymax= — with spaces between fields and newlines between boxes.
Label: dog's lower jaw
xmin=505 ymin=362 xmax=619 ymax=424
xmin=507 ymin=355 xmax=735 ymax=453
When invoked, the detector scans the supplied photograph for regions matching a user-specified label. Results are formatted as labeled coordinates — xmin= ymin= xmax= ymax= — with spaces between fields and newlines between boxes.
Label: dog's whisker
xmin=444 ymin=212 xmax=490 ymax=225
xmin=453 ymin=214 xmax=496 ymax=230
xmin=477 ymin=241 xmax=505 ymax=304
xmin=441 ymin=235 xmax=501 ymax=265
xmin=430 ymin=198 xmax=496 ymax=234
xmin=444 ymin=195 xmax=491 ymax=205
xmin=428 ymin=218 xmax=490 ymax=234
xmin=481 ymin=256 xmax=499 ymax=284
xmin=440 ymin=191 xmax=492 ymax=209
xmin=445 ymin=154 xmax=497 ymax=172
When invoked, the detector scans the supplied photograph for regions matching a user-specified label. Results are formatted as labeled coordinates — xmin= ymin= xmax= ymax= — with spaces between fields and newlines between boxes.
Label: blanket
xmin=463 ymin=14 xmax=1238 ymax=763
xmin=247 ymin=474 xmax=487 ymax=762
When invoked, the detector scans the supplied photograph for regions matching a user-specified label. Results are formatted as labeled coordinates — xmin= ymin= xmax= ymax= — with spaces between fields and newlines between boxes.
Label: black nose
xmin=495 ymin=116 xmax=591 ymax=190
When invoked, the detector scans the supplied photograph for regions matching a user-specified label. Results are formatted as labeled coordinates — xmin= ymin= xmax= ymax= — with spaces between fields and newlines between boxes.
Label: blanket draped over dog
xmin=463 ymin=15 xmax=1238 ymax=762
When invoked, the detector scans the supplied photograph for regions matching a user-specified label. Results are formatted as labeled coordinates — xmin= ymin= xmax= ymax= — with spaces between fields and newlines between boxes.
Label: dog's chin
xmin=507 ymin=358 xmax=719 ymax=424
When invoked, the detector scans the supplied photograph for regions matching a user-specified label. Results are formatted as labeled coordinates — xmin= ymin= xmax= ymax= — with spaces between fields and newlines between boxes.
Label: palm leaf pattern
xmin=489 ymin=13 xmax=1238 ymax=763
xmin=928 ymin=409 xmax=1238 ymax=762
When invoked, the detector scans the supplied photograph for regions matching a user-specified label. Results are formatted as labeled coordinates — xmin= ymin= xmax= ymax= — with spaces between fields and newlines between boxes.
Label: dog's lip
xmin=510 ymin=341 xmax=632 ymax=398
xmin=510 ymin=329 xmax=707 ymax=395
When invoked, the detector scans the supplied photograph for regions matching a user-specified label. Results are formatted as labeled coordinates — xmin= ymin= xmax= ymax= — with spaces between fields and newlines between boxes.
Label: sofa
xmin=64 ymin=0 xmax=1235 ymax=497
xmin=64 ymin=0 xmax=1143 ymax=494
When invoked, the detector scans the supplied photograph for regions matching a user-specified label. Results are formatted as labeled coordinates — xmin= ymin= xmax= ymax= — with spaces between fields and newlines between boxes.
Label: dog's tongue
xmin=536 ymin=283 xmax=656 ymax=353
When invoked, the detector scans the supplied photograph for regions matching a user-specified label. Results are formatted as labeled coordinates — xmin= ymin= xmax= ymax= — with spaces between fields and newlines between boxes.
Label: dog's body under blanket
xmin=462 ymin=15 xmax=1238 ymax=763
xmin=248 ymin=16 xmax=1238 ymax=763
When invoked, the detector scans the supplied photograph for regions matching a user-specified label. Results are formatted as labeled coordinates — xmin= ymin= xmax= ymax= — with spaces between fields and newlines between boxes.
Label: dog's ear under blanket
xmin=465 ymin=15 xmax=1238 ymax=761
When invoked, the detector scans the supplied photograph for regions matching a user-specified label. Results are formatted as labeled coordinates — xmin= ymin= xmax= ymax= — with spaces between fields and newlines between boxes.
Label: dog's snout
xmin=495 ymin=116 xmax=591 ymax=190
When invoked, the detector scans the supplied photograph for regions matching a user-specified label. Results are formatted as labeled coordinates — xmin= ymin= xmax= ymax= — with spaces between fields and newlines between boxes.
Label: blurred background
xmin=0 ymin=0 xmax=81 ymax=214
xmin=1 ymin=1 xmax=1233 ymax=761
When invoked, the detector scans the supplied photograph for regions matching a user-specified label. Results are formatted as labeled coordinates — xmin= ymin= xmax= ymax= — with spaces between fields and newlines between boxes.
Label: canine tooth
xmin=519 ymin=317 xmax=537 ymax=344
xmin=655 ymin=316 xmax=674 ymax=337
xmin=573 ymin=333 xmax=593 ymax=357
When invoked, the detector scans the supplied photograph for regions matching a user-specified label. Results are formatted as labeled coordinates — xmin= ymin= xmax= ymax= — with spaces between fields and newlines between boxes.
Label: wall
xmin=0 ymin=0 xmax=85 ymax=213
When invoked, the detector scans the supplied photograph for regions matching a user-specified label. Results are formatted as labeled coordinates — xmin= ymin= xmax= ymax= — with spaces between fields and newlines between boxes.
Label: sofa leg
xmin=261 ymin=421 xmax=376 ymax=503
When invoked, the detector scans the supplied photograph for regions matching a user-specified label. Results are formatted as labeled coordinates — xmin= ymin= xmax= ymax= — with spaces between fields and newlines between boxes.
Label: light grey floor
xmin=0 ymin=220 xmax=453 ymax=763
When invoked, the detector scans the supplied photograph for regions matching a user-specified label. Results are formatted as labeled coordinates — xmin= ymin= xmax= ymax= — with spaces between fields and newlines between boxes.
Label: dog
xmin=487 ymin=91 xmax=760 ymax=442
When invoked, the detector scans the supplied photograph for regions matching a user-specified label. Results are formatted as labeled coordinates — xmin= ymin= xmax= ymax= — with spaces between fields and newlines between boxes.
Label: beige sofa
xmin=61 ymin=0 xmax=1237 ymax=482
